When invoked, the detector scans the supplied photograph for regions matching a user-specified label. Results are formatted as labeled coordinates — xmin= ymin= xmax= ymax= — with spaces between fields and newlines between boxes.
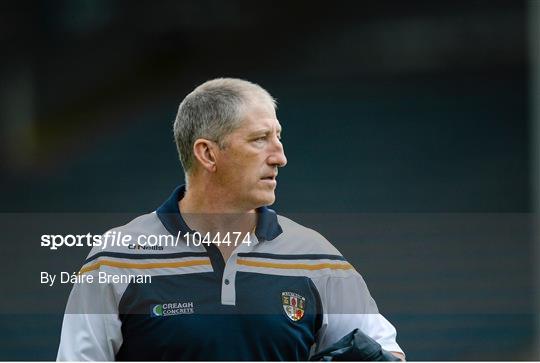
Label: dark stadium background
xmin=1 ymin=0 xmax=539 ymax=360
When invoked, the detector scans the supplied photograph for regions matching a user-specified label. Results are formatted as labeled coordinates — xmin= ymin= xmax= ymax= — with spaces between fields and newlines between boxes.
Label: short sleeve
xmin=311 ymin=271 xmax=404 ymax=356
xmin=57 ymin=254 xmax=123 ymax=361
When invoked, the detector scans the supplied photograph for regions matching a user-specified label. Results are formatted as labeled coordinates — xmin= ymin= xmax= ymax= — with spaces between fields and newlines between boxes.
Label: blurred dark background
xmin=0 ymin=0 xmax=538 ymax=360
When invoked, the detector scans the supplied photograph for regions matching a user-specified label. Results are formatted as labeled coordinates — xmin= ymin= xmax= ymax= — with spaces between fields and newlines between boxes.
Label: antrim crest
xmin=281 ymin=292 xmax=306 ymax=321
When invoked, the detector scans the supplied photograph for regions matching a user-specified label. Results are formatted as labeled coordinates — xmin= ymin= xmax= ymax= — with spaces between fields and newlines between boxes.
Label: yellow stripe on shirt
xmin=80 ymin=258 xmax=211 ymax=274
xmin=237 ymin=258 xmax=353 ymax=271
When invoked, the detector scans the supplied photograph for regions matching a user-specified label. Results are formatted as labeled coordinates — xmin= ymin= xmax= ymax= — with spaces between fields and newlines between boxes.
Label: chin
xmin=253 ymin=191 xmax=276 ymax=207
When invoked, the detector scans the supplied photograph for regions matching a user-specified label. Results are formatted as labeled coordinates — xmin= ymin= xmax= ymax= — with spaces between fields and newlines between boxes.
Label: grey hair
xmin=173 ymin=78 xmax=276 ymax=173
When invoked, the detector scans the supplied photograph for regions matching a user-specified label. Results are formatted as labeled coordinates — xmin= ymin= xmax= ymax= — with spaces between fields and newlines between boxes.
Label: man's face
xmin=214 ymin=101 xmax=287 ymax=210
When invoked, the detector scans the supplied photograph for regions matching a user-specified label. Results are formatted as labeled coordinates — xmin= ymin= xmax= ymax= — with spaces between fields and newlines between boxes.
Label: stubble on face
xmin=214 ymin=102 xmax=284 ymax=211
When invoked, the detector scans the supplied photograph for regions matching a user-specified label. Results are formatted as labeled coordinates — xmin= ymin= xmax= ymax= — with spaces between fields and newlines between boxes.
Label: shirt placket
xmin=220 ymin=233 xmax=260 ymax=305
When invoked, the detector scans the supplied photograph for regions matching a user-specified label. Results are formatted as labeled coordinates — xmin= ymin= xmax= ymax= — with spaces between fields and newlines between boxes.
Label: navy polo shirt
xmin=57 ymin=186 xmax=403 ymax=361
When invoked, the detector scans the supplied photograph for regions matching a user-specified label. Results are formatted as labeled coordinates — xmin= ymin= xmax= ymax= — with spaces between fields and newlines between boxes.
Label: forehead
xmin=239 ymin=103 xmax=282 ymax=131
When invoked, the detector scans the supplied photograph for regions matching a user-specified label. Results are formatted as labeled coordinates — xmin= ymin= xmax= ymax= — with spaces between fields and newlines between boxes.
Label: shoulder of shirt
xmin=272 ymin=214 xmax=342 ymax=256
xmin=243 ymin=214 xmax=360 ymax=279
xmin=79 ymin=212 xmax=212 ymax=277
xmin=84 ymin=211 xmax=171 ymax=260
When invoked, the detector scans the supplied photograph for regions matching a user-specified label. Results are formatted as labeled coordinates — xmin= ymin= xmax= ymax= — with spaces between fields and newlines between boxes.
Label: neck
xmin=179 ymin=178 xmax=257 ymax=235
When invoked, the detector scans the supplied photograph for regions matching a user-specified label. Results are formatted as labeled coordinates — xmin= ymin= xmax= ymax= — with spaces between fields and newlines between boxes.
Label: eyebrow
xmin=249 ymin=127 xmax=282 ymax=136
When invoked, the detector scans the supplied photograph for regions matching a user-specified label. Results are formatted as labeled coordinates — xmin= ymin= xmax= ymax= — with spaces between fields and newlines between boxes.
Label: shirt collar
xmin=156 ymin=185 xmax=282 ymax=242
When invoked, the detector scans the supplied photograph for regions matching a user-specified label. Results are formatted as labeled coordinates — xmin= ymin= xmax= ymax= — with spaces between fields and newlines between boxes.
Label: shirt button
xmin=224 ymin=279 xmax=230 ymax=285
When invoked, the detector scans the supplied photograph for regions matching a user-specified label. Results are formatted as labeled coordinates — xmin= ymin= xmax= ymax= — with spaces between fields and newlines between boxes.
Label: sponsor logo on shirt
xmin=128 ymin=244 xmax=164 ymax=250
xmin=151 ymin=302 xmax=195 ymax=316
xmin=281 ymin=292 xmax=305 ymax=321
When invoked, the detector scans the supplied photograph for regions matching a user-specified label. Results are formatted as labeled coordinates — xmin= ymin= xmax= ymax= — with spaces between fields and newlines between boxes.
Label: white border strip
xmin=528 ymin=0 xmax=540 ymax=358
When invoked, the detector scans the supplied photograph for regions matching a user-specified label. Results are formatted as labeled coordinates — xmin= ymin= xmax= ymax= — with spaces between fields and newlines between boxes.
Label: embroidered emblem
xmin=281 ymin=292 xmax=306 ymax=321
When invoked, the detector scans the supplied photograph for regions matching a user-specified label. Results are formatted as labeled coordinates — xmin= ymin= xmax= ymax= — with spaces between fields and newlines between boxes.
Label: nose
xmin=268 ymin=137 xmax=287 ymax=168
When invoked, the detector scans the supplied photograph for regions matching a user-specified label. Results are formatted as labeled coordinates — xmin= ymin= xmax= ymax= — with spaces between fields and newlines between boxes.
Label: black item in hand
xmin=310 ymin=328 xmax=402 ymax=361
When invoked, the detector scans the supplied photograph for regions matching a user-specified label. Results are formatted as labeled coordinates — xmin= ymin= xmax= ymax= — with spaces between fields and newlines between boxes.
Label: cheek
xmin=219 ymin=160 xmax=254 ymax=184
xmin=229 ymin=156 xmax=261 ymax=174
xmin=218 ymin=149 xmax=263 ymax=183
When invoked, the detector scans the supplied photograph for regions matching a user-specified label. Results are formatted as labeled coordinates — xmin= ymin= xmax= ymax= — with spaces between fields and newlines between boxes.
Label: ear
xmin=193 ymin=138 xmax=218 ymax=172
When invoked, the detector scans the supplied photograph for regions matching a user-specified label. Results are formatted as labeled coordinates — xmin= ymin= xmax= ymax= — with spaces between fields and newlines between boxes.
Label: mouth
xmin=260 ymin=174 xmax=277 ymax=184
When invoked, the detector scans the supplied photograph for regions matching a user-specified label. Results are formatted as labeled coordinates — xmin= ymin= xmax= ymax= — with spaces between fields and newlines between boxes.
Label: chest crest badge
xmin=281 ymin=292 xmax=306 ymax=321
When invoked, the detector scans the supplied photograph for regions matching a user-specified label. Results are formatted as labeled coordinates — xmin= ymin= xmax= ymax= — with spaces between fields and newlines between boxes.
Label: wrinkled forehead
xmin=238 ymin=98 xmax=281 ymax=129
xmin=244 ymin=92 xmax=276 ymax=115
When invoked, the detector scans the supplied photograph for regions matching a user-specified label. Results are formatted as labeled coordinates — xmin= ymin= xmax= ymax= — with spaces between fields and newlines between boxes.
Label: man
xmin=57 ymin=78 xmax=404 ymax=361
